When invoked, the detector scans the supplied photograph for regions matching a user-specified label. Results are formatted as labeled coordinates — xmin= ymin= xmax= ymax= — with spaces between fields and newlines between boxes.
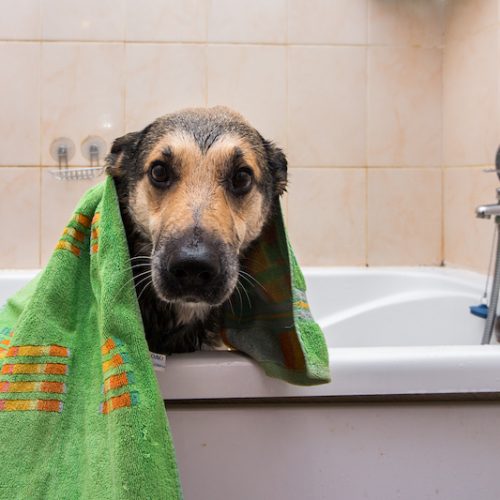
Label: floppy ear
xmin=263 ymin=139 xmax=288 ymax=196
xmin=105 ymin=130 xmax=143 ymax=177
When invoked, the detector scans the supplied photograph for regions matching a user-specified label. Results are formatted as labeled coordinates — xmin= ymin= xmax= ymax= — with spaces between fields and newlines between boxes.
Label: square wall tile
xmin=288 ymin=0 xmax=367 ymax=45
xmin=367 ymin=168 xmax=442 ymax=266
xmin=444 ymin=0 xmax=497 ymax=42
xmin=368 ymin=0 xmax=444 ymax=47
xmin=288 ymin=47 xmax=366 ymax=167
xmin=41 ymin=43 xmax=125 ymax=166
xmin=207 ymin=45 xmax=287 ymax=147
xmin=287 ymin=168 xmax=366 ymax=266
xmin=40 ymin=169 xmax=103 ymax=265
xmin=41 ymin=0 xmax=125 ymax=41
xmin=126 ymin=44 xmax=206 ymax=132
xmin=367 ymin=47 xmax=442 ymax=167
xmin=444 ymin=167 xmax=497 ymax=272
xmin=0 ymin=0 xmax=40 ymax=40
xmin=443 ymin=28 xmax=498 ymax=167
xmin=126 ymin=0 xmax=207 ymax=42
xmin=0 ymin=168 xmax=40 ymax=268
xmin=208 ymin=0 xmax=286 ymax=43
xmin=0 ymin=43 xmax=40 ymax=166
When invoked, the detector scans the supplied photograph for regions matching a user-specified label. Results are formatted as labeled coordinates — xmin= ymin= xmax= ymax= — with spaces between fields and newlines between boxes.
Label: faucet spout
xmin=476 ymin=204 xmax=500 ymax=219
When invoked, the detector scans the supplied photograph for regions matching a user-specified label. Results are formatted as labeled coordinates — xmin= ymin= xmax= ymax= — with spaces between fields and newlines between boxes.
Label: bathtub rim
xmin=0 ymin=267 xmax=497 ymax=401
xmin=156 ymin=345 xmax=500 ymax=401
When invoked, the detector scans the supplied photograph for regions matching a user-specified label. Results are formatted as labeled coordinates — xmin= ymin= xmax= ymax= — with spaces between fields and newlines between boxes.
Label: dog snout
xmin=167 ymin=243 xmax=221 ymax=290
xmin=152 ymin=229 xmax=237 ymax=305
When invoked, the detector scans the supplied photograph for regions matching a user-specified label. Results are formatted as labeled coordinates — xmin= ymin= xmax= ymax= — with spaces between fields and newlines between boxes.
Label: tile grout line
xmin=284 ymin=0 xmax=289 ymax=225
xmin=440 ymin=19 xmax=445 ymax=267
xmin=204 ymin=0 xmax=209 ymax=106
xmin=123 ymin=41 xmax=127 ymax=134
xmin=38 ymin=2 xmax=43 ymax=267
xmin=122 ymin=0 xmax=127 ymax=134
xmin=365 ymin=0 xmax=370 ymax=267
xmin=0 ymin=39 xmax=447 ymax=49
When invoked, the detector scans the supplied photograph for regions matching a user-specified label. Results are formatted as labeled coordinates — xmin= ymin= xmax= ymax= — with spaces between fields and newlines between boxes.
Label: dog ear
xmin=263 ymin=139 xmax=288 ymax=196
xmin=105 ymin=131 xmax=143 ymax=177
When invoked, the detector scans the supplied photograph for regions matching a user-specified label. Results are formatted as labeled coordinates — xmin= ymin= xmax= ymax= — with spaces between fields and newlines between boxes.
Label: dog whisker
xmin=237 ymin=272 xmax=255 ymax=289
xmin=133 ymin=270 xmax=153 ymax=289
xmin=239 ymin=270 xmax=267 ymax=293
xmin=129 ymin=255 xmax=153 ymax=262
xmin=133 ymin=274 xmax=154 ymax=302
xmin=112 ymin=269 xmax=152 ymax=302
xmin=136 ymin=278 xmax=153 ymax=302
xmin=111 ymin=263 xmax=152 ymax=282
xmin=113 ymin=263 xmax=151 ymax=278
xmin=130 ymin=263 xmax=152 ymax=271
xmin=236 ymin=280 xmax=252 ymax=309
xmin=227 ymin=295 xmax=235 ymax=316
xmin=234 ymin=284 xmax=243 ymax=312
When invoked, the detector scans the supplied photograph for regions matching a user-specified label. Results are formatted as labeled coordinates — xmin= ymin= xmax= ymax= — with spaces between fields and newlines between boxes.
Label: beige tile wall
xmin=443 ymin=0 xmax=500 ymax=273
xmin=0 ymin=0 xmax=495 ymax=272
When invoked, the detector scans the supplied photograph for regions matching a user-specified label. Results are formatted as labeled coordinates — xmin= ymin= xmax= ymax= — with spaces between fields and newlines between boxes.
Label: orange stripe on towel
xmin=101 ymin=392 xmax=131 ymax=414
xmin=92 ymin=213 xmax=100 ymax=224
xmin=6 ymin=345 xmax=69 ymax=358
xmin=1 ymin=363 xmax=68 ymax=375
xmin=0 ymin=381 xmax=65 ymax=394
xmin=56 ymin=240 xmax=81 ymax=257
xmin=74 ymin=213 xmax=92 ymax=228
xmin=0 ymin=399 xmax=63 ymax=413
xmin=103 ymin=372 xmax=129 ymax=393
xmin=101 ymin=338 xmax=116 ymax=356
xmin=63 ymin=227 xmax=85 ymax=242
xmin=293 ymin=301 xmax=310 ymax=310
xmin=102 ymin=354 xmax=124 ymax=373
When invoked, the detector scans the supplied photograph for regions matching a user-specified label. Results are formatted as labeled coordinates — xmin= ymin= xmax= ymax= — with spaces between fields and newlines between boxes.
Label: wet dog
xmin=106 ymin=107 xmax=287 ymax=354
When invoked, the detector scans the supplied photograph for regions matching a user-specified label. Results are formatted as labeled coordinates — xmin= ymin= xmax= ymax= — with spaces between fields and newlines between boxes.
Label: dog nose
xmin=167 ymin=244 xmax=220 ymax=290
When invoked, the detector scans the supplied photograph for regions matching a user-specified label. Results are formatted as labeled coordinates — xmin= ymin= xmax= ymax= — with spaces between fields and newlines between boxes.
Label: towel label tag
xmin=150 ymin=351 xmax=166 ymax=372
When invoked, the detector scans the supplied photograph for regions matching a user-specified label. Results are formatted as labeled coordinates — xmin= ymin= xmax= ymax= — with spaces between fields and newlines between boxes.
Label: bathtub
xmin=2 ymin=268 xmax=500 ymax=500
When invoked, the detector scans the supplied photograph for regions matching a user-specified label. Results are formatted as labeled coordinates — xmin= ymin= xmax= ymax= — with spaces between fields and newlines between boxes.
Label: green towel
xmin=221 ymin=197 xmax=331 ymax=385
xmin=0 ymin=176 xmax=329 ymax=499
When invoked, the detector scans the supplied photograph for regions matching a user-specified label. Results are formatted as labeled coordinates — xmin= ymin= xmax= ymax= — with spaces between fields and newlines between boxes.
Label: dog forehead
xmin=144 ymin=107 xmax=263 ymax=151
xmin=157 ymin=106 xmax=261 ymax=146
xmin=143 ymin=129 xmax=263 ymax=179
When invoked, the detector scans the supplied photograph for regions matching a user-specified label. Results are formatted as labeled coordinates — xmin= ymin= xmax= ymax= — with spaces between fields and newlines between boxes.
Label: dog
xmin=105 ymin=106 xmax=288 ymax=354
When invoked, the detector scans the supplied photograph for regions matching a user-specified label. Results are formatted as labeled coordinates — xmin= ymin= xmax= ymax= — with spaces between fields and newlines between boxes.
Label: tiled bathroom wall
xmin=443 ymin=0 xmax=500 ymax=272
xmin=0 ymin=0 xmax=497 ymax=272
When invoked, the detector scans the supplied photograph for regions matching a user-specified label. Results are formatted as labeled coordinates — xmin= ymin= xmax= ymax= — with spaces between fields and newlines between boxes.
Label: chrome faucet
xmin=476 ymin=148 xmax=500 ymax=344
xmin=476 ymin=188 xmax=500 ymax=219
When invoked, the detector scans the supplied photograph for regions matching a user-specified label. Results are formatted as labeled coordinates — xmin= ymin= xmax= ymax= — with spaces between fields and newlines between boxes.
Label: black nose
xmin=167 ymin=243 xmax=220 ymax=290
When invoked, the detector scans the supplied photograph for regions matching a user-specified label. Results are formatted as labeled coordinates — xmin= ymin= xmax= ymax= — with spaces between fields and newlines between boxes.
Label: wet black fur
xmin=106 ymin=108 xmax=287 ymax=354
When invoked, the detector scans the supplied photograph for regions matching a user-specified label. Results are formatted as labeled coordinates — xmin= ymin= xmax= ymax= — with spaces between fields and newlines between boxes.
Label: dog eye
xmin=230 ymin=167 xmax=253 ymax=195
xmin=149 ymin=162 xmax=172 ymax=187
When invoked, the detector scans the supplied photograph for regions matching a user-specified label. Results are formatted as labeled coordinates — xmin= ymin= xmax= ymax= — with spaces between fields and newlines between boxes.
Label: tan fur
xmin=130 ymin=131 xmax=267 ymax=253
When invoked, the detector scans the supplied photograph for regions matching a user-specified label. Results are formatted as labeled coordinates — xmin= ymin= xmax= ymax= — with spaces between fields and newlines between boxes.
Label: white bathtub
xmin=2 ymin=268 xmax=500 ymax=500
xmin=156 ymin=267 xmax=500 ymax=401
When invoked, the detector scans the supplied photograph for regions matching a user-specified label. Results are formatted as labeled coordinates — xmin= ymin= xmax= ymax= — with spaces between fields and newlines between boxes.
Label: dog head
xmin=106 ymin=106 xmax=287 ymax=310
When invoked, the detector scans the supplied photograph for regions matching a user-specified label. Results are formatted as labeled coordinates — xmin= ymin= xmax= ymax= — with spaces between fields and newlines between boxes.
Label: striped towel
xmin=0 ymin=175 xmax=329 ymax=499
xmin=221 ymin=202 xmax=330 ymax=385
xmin=0 ymin=178 xmax=181 ymax=499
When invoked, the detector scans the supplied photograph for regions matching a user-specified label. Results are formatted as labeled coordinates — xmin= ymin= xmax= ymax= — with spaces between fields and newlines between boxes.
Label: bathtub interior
xmin=305 ymin=267 xmax=488 ymax=348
